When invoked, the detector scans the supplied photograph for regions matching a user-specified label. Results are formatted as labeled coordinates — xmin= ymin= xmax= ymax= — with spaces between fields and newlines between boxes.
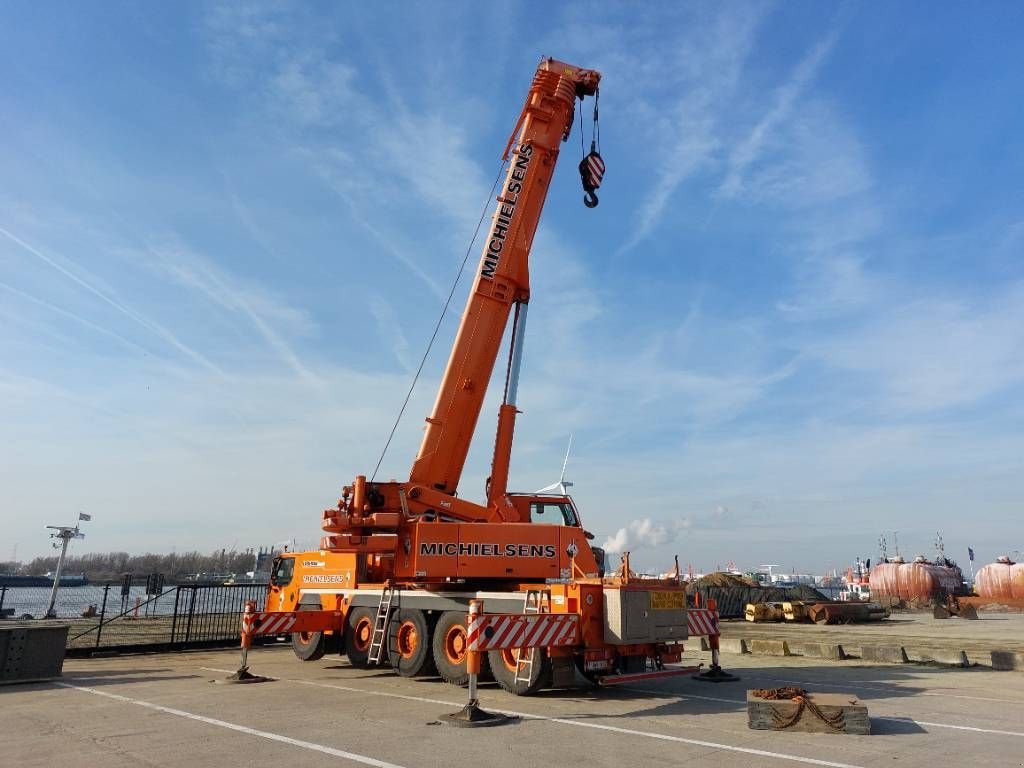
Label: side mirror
xmin=583 ymin=530 xmax=595 ymax=541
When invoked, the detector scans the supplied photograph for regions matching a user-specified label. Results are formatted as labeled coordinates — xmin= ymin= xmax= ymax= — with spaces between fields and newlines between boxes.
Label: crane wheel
xmin=432 ymin=610 xmax=491 ymax=686
xmin=488 ymin=647 xmax=552 ymax=696
xmin=344 ymin=607 xmax=377 ymax=668
xmin=388 ymin=609 xmax=436 ymax=677
xmin=291 ymin=604 xmax=335 ymax=661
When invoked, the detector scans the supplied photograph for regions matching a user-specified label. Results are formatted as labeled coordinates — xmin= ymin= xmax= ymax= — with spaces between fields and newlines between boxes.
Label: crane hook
xmin=579 ymin=146 xmax=604 ymax=210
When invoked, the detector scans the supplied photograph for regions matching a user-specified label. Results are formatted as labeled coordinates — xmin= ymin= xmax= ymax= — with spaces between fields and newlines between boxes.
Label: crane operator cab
xmin=509 ymin=493 xmax=605 ymax=578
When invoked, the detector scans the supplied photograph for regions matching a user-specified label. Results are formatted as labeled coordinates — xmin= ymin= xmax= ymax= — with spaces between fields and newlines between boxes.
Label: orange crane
xmin=252 ymin=57 xmax=721 ymax=695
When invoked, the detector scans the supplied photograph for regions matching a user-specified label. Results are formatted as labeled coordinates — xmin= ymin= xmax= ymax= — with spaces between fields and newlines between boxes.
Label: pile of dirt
xmin=691 ymin=572 xmax=759 ymax=589
xmin=780 ymin=584 xmax=830 ymax=602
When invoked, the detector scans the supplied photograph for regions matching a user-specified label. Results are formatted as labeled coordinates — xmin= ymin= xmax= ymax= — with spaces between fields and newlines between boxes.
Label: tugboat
xmin=838 ymin=557 xmax=871 ymax=602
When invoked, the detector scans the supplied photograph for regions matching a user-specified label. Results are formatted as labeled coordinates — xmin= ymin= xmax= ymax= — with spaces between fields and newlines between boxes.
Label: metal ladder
xmin=514 ymin=589 xmax=551 ymax=686
xmin=368 ymin=584 xmax=397 ymax=665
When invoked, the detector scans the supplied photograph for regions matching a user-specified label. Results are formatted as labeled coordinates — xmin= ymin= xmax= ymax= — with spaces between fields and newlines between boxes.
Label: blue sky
xmin=2 ymin=2 xmax=1022 ymax=572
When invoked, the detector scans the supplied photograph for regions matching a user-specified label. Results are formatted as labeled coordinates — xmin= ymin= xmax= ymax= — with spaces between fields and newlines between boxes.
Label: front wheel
xmin=344 ymin=606 xmax=377 ymax=668
xmin=488 ymin=647 xmax=552 ymax=696
xmin=291 ymin=604 xmax=331 ymax=661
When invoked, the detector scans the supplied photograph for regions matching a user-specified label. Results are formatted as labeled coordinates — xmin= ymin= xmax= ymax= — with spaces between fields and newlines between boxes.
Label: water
xmin=2 ymin=585 xmax=178 ymax=619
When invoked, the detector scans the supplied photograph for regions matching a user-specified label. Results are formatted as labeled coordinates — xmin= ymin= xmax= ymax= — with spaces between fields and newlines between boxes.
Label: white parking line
xmin=739 ymin=670 xmax=1024 ymax=706
xmin=622 ymin=686 xmax=1024 ymax=738
xmin=875 ymin=717 xmax=1024 ymax=738
xmin=57 ymin=682 xmax=407 ymax=768
xmin=200 ymin=668 xmax=864 ymax=768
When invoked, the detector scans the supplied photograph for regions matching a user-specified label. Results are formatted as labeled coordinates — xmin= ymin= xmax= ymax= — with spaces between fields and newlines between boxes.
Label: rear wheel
xmin=291 ymin=604 xmax=329 ymax=661
xmin=432 ymin=611 xmax=490 ymax=686
xmin=388 ymin=609 xmax=436 ymax=677
xmin=344 ymin=607 xmax=376 ymax=668
xmin=488 ymin=647 xmax=552 ymax=696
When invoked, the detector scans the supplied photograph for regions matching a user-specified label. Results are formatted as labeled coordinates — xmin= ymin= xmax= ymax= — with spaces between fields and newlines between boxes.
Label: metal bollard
xmin=440 ymin=598 xmax=512 ymax=727
xmin=697 ymin=601 xmax=739 ymax=683
xmin=466 ymin=599 xmax=482 ymax=707
xmin=220 ymin=600 xmax=267 ymax=684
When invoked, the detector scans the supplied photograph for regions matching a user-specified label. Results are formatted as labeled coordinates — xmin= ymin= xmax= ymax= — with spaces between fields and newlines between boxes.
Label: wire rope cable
xmin=369 ymin=160 xmax=509 ymax=483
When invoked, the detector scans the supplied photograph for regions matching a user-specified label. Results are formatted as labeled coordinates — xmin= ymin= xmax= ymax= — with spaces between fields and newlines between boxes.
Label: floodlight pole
xmin=44 ymin=515 xmax=88 ymax=619
xmin=44 ymin=527 xmax=74 ymax=618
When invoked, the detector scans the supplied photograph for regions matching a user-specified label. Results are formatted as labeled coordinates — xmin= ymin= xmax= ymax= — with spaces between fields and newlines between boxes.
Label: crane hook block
xmin=579 ymin=148 xmax=605 ymax=209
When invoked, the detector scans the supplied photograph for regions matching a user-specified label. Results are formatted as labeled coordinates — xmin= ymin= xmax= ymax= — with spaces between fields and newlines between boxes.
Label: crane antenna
xmin=370 ymin=160 xmax=509 ymax=483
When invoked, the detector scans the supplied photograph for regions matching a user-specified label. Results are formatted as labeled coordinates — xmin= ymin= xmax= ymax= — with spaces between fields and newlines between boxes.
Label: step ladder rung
xmin=368 ymin=585 xmax=397 ymax=665
xmin=514 ymin=589 xmax=551 ymax=685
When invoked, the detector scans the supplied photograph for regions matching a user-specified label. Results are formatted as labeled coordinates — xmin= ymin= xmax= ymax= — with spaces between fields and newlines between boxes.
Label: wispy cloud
xmin=718 ymin=28 xmax=841 ymax=199
xmin=812 ymin=281 xmax=1024 ymax=413
xmin=145 ymin=244 xmax=326 ymax=391
xmin=0 ymin=280 xmax=154 ymax=358
xmin=368 ymin=295 xmax=413 ymax=372
xmin=0 ymin=225 xmax=224 ymax=375
xmin=308 ymin=147 xmax=445 ymax=299
xmin=613 ymin=7 xmax=767 ymax=254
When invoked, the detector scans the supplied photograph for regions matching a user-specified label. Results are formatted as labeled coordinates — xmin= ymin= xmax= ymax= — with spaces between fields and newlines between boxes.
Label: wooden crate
xmin=747 ymin=690 xmax=870 ymax=735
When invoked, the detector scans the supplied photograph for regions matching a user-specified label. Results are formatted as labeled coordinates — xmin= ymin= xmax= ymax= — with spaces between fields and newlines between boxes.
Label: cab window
xmin=270 ymin=557 xmax=294 ymax=587
xmin=530 ymin=502 xmax=578 ymax=526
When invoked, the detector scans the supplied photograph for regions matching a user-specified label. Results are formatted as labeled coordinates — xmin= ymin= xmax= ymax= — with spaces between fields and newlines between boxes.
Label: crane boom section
xmin=409 ymin=60 xmax=600 ymax=494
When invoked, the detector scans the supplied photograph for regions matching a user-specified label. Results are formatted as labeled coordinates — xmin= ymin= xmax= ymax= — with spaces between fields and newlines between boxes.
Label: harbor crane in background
xmin=244 ymin=57 xmax=725 ymax=695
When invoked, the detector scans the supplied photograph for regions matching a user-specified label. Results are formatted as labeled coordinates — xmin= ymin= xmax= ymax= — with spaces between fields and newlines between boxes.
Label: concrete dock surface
xmin=719 ymin=611 xmax=1024 ymax=657
xmin=4 ymin=635 xmax=1024 ymax=768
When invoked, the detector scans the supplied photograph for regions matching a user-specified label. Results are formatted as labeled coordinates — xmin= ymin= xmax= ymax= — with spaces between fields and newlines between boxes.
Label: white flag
xmin=79 ymin=512 xmax=92 ymax=521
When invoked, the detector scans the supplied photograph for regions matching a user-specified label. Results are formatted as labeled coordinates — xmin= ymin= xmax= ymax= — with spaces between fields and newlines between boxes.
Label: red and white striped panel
xmin=242 ymin=611 xmax=298 ymax=637
xmin=687 ymin=608 xmax=719 ymax=637
xmin=467 ymin=613 xmax=579 ymax=652
xmin=586 ymin=154 xmax=605 ymax=186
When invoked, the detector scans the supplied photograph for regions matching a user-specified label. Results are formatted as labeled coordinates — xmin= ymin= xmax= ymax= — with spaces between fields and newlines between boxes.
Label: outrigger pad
xmin=696 ymin=665 xmax=740 ymax=683
xmin=216 ymin=666 xmax=273 ymax=685
xmin=440 ymin=703 xmax=517 ymax=728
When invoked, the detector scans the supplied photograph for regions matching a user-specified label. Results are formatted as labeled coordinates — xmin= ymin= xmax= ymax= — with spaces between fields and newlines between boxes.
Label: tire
xmin=488 ymin=647 xmax=552 ymax=696
xmin=388 ymin=609 xmax=436 ymax=677
xmin=344 ymin=606 xmax=377 ymax=669
xmin=291 ymin=604 xmax=327 ymax=661
xmin=432 ymin=610 xmax=491 ymax=686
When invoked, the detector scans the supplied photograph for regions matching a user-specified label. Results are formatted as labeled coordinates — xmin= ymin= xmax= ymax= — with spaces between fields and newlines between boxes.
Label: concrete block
xmin=991 ymin=650 xmax=1024 ymax=671
xmin=860 ymin=644 xmax=908 ymax=664
xmin=748 ymin=639 xmax=791 ymax=657
xmin=905 ymin=647 xmax=970 ymax=667
xmin=0 ymin=625 xmax=68 ymax=684
xmin=719 ymin=638 xmax=748 ymax=654
xmin=800 ymin=642 xmax=847 ymax=661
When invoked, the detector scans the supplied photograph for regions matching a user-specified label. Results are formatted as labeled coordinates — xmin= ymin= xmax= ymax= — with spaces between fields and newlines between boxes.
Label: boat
xmin=0 ymin=573 xmax=90 ymax=588
xmin=838 ymin=558 xmax=871 ymax=602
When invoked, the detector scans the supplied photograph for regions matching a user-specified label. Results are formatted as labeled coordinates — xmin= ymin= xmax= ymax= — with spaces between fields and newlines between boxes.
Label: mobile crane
xmin=256 ymin=57 xmax=718 ymax=695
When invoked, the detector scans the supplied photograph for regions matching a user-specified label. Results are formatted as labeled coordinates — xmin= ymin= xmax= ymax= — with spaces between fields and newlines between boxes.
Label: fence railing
xmin=0 ymin=581 xmax=272 ymax=654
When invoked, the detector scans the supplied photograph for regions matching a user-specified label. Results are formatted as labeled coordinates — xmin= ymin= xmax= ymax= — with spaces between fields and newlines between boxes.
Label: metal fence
xmin=0 ymin=581 xmax=271 ymax=655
